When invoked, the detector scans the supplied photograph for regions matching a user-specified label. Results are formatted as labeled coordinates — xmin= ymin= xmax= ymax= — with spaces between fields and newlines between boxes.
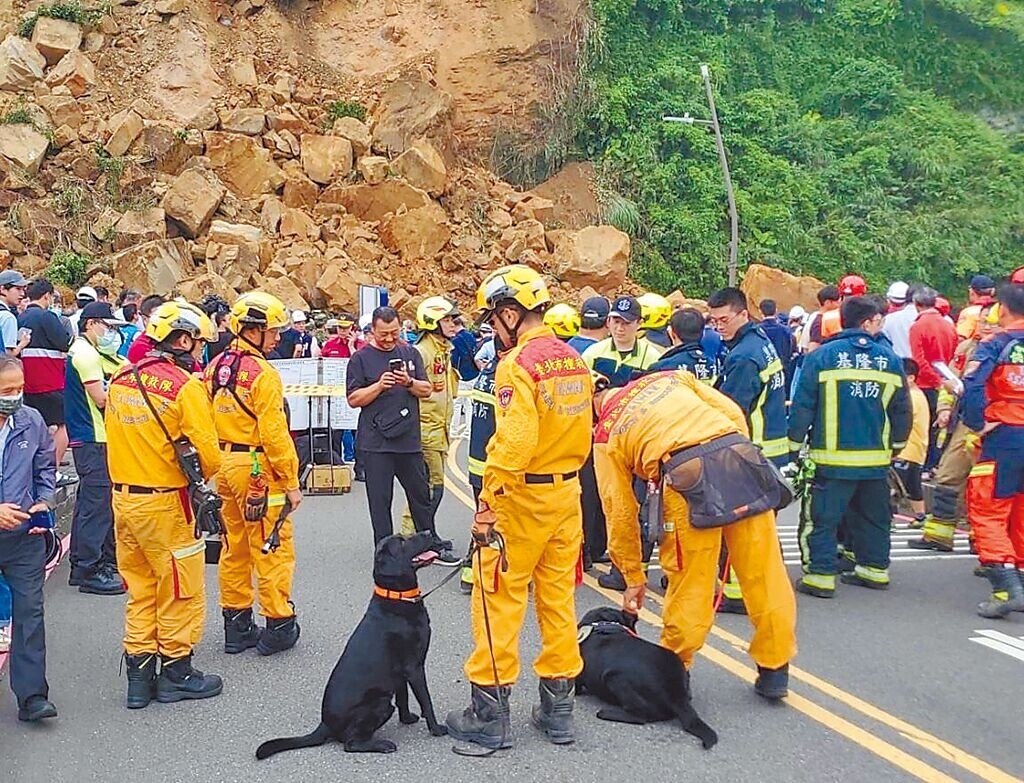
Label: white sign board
xmin=269 ymin=358 xmax=359 ymax=430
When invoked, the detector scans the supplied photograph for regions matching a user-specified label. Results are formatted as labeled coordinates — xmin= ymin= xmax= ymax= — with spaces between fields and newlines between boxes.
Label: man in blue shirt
xmin=567 ymin=296 xmax=609 ymax=355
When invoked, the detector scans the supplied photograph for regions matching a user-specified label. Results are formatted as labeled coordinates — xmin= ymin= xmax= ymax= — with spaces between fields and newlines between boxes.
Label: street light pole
xmin=663 ymin=65 xmax=740 ymax=286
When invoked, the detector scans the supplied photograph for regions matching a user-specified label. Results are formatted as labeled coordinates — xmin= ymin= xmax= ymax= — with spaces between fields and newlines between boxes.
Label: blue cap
xmin=970 ymin=275 xmax=995 ymax=292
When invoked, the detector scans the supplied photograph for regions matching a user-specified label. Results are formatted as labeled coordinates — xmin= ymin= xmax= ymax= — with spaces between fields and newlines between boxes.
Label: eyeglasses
xmin=708 ymin=310 xmax=743 ymax=328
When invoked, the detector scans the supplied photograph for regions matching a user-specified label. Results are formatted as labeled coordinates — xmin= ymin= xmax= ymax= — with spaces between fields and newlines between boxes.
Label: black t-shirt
xmin=346 ymin=343 xmax=426 ymax=453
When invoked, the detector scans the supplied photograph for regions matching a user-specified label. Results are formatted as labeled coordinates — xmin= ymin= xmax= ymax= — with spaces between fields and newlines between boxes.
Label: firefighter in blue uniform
xmin=649 ymin=307 xmax=718 ymax=384
xmin=787 ymin=296 xmax=911 ymax=598
xmin=707 ymin=288 xmax=789 ymax=612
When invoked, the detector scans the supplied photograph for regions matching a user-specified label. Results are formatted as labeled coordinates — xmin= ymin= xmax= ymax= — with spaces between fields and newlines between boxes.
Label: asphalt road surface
xmin=2 ymin=443 xmax=1023 ymax=783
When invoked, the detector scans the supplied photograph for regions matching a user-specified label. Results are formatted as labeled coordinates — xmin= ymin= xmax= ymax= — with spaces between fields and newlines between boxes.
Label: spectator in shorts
xmin=19 ymin=279 xmax=74 ymax=488
xmin=0 ymin=270 xmax=31 ymax=357
xmin=894 ymin=358 xmax=930 ymax=525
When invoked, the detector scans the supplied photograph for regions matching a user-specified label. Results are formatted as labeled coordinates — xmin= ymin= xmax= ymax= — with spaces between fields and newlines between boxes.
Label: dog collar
xmin=577 ymin=621 xmax=638 ymax=643
xmin=373 ymin=585 xmax=422 ymax=602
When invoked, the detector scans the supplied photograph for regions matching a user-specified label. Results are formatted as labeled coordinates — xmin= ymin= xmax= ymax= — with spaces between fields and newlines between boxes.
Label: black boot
xmin=125 ymin=652 xmax=157 ymax=710
xmin=531 ymin=678 xmax=575 ymax=745
xmin=256 ymin=613 xmax=300 ymax=656
xmin=79 ymin=563 xmax=126 ymax=596
xmin=156 ymin=655 xmax=223 ymax=703
xmin=978 ymin=565 xmax=1024 ymax=619
xmin=598 ymin=566 xmax=627 ymax=591
xmin=446 ymin=684 xmax=513 ymax=749
xmin=223 ymin=608 xmax=262 ymax=654
xmin=754 ymin=663 xmax=789 ymax=700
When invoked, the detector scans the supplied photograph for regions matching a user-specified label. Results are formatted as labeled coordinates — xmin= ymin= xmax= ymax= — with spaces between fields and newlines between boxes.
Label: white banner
xmin=269 ymin=358 xmax=360 ymax=430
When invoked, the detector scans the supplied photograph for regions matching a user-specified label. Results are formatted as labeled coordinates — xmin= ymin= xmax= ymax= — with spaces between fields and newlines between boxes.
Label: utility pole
xmin=663 ymin=64 xmax=740 ymax=286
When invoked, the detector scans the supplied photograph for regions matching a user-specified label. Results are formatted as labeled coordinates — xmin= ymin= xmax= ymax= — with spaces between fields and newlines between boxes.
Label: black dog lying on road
xmin=576 ymin=607 xmax=718 ymax=749
xmin=256 ymin=532 xmax=448 ymax=758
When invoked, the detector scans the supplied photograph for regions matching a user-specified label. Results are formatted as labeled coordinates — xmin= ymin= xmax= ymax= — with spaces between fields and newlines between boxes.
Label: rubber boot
xmin=977 ymin=566 xmax=1024 ymax=619
xmin=446 ymin=684 xmax=513 ymax=750
xmin=256 ymin=614 xmax=300 ymax=656
xmin=531 ymin=678 xmax=575 ymax=745
xmin=124 ymin=652 xmax=157 ymax=710
xmin=156 ymin=655 xmax=223 ymax=703
xmin=754 ymin=664 xmax=789 ymax=700
xmin=223 ymin=608 xmax=262 ymax=654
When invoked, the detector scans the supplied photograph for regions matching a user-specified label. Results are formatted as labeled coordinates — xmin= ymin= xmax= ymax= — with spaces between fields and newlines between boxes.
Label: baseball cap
xmin=788 ymin=305 xmax=808 ymax=322
xmin=79 ymin=301 xmax=127 ymax=326
xmin=0 ymin=270 xmax=28 ymax=288
xmin=292 ymin=310 xmax=307 ymax=323
xmin=581 ymin=296 xmax=610 ymax=322
xmin=886 ymin=281 xmax=909 ymax=303
xmin=337 ymin=312 xmax=355 ymax=327
xmin=970 ymin=274 xmax=995 ymax=293
xmin=608 ymin=295 xmax=641 ymax=322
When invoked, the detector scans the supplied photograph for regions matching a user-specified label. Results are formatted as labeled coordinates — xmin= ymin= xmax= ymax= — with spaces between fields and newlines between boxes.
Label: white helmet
xmin=788 ymin=305 xmax=808 ymax=324
xmin=886 ymin=281 xmax=909 ymax=303
xmin=358 ymin=313 xmax=372 ymax=332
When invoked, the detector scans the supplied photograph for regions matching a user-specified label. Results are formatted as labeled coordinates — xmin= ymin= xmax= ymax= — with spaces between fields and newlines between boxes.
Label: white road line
xmin=972 ymin=629 xmax=1024 ymax=652
xmin=970 ymin=634 xmax=1024 ymax=664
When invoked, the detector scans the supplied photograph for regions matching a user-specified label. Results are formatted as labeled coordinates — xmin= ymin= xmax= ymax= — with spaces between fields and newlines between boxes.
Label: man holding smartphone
xmin=346 ymin=306 xmax=454 ymax=553
xmin=0 ymin=353 xmax=58 ymax=722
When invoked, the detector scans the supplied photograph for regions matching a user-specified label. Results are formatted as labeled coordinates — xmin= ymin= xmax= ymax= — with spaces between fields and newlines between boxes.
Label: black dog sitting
xmin=256 ymin=532 xmax=448 ymax=758
xmin=576 ymin=607 xmax=718 ymax=749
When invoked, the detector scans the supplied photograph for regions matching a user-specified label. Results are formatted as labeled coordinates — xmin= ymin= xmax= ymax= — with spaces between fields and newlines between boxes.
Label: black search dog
xmin=576 ymin=607 xmax=718 ymax=749
xmin=256 ymin=532 xmax=447 ymax=758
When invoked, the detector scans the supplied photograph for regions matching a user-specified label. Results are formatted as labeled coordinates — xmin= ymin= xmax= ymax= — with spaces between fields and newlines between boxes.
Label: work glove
xmin=472 ymin=505 xmax=498 ymax=546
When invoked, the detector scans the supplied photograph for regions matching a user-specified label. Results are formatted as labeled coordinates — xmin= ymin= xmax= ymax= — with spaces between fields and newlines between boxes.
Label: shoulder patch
xmin=496 ymin=385 xmax=514 ymax=410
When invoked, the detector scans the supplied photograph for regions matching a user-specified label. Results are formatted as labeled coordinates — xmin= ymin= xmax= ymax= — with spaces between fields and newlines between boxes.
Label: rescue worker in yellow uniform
xmin=397 ymin=296 xmax=477 ymax=566
xmin=447 ymin=265 xmax=593 ymax=749
xmin=106 ymin=302 xmax=223 ymax=709
xmin=205 ymin=292 xmax=304 ymax=656
xmin=543 ymin=303 xmax=581 ymax=342
xmin=593 ymin=370 xmax=797 ymax=698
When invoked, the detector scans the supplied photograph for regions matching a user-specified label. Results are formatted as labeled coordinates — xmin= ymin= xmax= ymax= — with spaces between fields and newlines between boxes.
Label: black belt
xmin=524 ymin=470 xmax=579 ymax=484
xmin=113 ymin=483 xmax=179 ymax=495
xmin=220 ymin=443 xmax=264 ymax=453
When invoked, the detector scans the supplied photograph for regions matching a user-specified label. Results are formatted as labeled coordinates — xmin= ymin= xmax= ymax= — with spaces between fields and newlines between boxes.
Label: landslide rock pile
xmin=0 ymin=1 xmax=633 ymax=315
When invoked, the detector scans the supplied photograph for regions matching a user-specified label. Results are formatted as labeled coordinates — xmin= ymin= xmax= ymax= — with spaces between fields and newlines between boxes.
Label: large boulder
xmin=133 ymin=124 xmax=190 ymax=174
xmin=316 ymin=262 xmax=372 ymax=311
xmin=113 ymin=208 xmax=166 ymax=250
xmin=260 ymin=274 xmax=308 ymax=311
xmin=0 ymin=35 xmax=46 ymax=92
xmin=0 ymin=124 xmax=49 ymax=175
xmin=549 ymin=225 xmax=630 ymax=294
xmin=219 ymin=108 xmax=265 ymax=136
xmin=38 ymin=93 xmax=82 ymax=129
xmin=104 ymin=110 xmax=145 ymax=157
xmin=108 ymin=239 xmax=190 ymax=296
xmin=357 ymin=155 xmax=389 ymax=185
xmin=205 ymin=221 xmax=263 ymax=290
xmin=44 ymin=51 xmax=95 ymax=97
xmin=177 ymin=270 xmax=237 ymax=303
xmin=741 ymin=263 xmax=825 ymax=317
xmin=31 ymin=17 xmax=82 ymax=66
xmin=331 ymin=117 xmax=372 ymax=157
xmin=300 ymin=134 xmax=353 ymax=185
xmin=391 ymin=140 xmax=447 ymax=196
xmin=372 ymin=79 xmax=454 ymax=155
xmin=161 ymin=168 xmax=225 ymax=238
xmin=321 ymin=180 xmax=430 ymax=222
xmin=379 ymin=203 xmax=450 ymax=260
xmin=203 ymin=131 xmax=284 ymax=197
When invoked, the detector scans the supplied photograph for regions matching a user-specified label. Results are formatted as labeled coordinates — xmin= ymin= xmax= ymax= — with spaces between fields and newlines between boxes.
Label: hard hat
xmin=788 ymin=305 xmax=808 ymax=322
xmin=416 ymin=296 xmax=460 ymax=331
xmin=76 ymin=285 xmax=98 ymax=302
xmin=886 ymin=281 xmax=909 ymax=303
xmin=291 ymin=310 xmax=307 ymax=323
xmin=935 ymin=296 xmax=951 ymax=317
xmin=476 ymin=265 xmax=550 ymax=316
xmin=229 ymin=291 xmax=290 ymax=335
xmin=146 ymin=300 xmax=215 ymax=343
xmin=1011 ymin=267 xmax=1024 ymax=285
xmin=839 ymin=275 xmax=867 ymax=297
xmin=543 ymin=303 xmax=581 ymax=338
xmin=985 ymin=303 xmax=1001 ymax=325
xmin=637 ymin=292 xmax=672 ymax=330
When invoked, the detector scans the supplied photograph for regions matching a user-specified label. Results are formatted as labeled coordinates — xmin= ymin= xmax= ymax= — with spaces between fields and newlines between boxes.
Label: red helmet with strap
xmin=1010 ymin=266 xmax=1024 ymax=285
xmin=838 ymin=274 xmax=867 ymax=297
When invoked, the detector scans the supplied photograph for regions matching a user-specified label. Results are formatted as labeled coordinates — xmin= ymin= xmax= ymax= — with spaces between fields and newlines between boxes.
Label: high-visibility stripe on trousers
xmin=466 ymin=478 xmax=583 ymax=685
xmin=217 ymin=452 xmax=296 ymax=619
xmin=659 ymin=490 xmax=796 ymax=670
xmin=114 ymin=488 xmax=206 ymax=659
xmin=966 ymin=461 xmax=1024 ymax=568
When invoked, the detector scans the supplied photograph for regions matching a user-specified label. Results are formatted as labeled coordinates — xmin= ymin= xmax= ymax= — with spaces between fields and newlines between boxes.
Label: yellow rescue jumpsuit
xmin=401 ymin=331 xmax=457 ymax=536
xmin=106 ymin=357 xmax=221 ymax=659
xmin=594 ymin=371 xmax=797 ymax=670
xmin=205 ymin=343 xmax=301 ymax=619
xmin=467 ymin=325 xmax=593 ymax=685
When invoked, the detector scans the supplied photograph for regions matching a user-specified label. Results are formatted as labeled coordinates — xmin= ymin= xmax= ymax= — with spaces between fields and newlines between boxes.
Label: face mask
xmin=96 ymin=328 xmax=122 ymax=356
xmin=0 ymin=393 xmax=23 ymax=416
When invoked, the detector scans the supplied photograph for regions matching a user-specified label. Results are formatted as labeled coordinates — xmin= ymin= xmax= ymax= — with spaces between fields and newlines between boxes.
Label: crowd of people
xmin=1 ymin=262 xmax=1022 ymax=749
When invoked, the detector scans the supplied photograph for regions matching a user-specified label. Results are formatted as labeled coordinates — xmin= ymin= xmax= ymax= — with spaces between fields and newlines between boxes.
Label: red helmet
xmin=838 ymin=274 xmax=867 ymax=297
xmin=1011 ymin=266 xmax=1024 ymax=285
xmin=935 ymin=295 xmax=951 ymax=317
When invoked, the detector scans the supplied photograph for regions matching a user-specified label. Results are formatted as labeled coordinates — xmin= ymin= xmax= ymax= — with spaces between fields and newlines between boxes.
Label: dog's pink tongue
xmin=413 ymin=550 xmax=439 ymax=565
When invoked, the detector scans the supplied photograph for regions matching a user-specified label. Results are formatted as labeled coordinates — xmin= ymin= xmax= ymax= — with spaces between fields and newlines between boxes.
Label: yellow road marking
xmin=445 ymin=445 xmax=1022 ymax=783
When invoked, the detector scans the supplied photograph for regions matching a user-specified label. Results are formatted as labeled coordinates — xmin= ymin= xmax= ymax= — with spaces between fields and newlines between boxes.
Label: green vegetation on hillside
xmin=579 ymin=0 xmax=1024 ymax=298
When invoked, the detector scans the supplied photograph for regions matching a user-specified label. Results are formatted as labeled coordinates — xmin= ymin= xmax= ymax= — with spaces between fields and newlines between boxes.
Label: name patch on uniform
xmin=497 ymin=385 xmax=514 ymax=409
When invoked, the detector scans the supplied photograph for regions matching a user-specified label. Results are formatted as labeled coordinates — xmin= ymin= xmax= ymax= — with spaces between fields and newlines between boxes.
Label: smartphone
xmin=29 ymin=508 xmax=54 ymax=529
xmin=388 ymin=358 xmax=405 ymax=373
xmin=17 ymin=327 xmax=31 ymax=343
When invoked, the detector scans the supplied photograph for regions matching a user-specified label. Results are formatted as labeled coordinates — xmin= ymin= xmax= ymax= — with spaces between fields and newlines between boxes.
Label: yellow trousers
xmin=400 ymin=447 xmax=446 ymax=536
xmin=217 ymin=452 xmax=296 ymax=619
xmin=660 ymin=491 xmax=797 ymax=670
xmin=465 ymin=478 xmax=583 ymax=685
xmin=115 ymin=488 xmax=207 ymax=659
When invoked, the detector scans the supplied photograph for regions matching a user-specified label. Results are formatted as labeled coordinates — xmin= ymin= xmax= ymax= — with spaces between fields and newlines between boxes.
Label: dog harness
xmin=373 ymin=585 xmax=422 ymax=602
xmin=576 ymin=620 xmax=639 ymax=644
